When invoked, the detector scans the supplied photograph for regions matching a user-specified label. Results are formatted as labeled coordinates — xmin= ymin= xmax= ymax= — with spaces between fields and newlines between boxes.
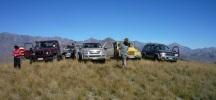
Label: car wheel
xmin=30 ymin=59 xmax=34 ymax=64
xmin=138 ymin=57 xmax=142 ymax=60
xmin=57 ymin=55 xmax=62 ymax=61
xmin=154 ymin=55 xmax=160 ymax=61
xmin=52 ymin=56 xmax=57 ymax=62
xmin=142 ymin=53 xmax=146 ymax=59
xmin=101 ymin=59 xmax=106 ymax=63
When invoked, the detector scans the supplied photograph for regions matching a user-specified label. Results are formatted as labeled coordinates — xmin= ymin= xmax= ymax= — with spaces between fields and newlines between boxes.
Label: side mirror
xmin=104 ymin=47 xmax=107 ymax=50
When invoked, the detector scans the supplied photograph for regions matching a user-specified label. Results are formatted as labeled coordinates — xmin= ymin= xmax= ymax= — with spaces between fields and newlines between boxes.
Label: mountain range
xmin=0 ymin=32 xmax=216 ymax=63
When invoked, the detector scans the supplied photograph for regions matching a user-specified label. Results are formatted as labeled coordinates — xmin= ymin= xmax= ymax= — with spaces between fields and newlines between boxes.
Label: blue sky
xmin=0 ymin=0 xmax=215 ymax=48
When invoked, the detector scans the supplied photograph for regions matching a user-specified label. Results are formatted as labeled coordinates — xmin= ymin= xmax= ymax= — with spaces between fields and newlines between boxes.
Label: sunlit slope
xmin=0 ymin=60 xmax=215 ymax=100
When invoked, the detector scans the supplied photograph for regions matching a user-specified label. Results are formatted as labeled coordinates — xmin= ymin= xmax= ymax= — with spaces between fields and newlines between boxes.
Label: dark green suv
xmin=142 ymin=43 xmax=179 ymax=62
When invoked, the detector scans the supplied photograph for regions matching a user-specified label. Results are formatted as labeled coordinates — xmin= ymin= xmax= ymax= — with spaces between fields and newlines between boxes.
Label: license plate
xmin=128 ymin=52 xmax=134 ymax=55
xmin=92 ymin=58 xmax=97 ymax=60
xmin=38 ymin=58 xmax=44 ymax=60
xmin=66 ymin=53 xmax=71 ymax=57
xmin=168 ymin=58 xmax=173 ymax=60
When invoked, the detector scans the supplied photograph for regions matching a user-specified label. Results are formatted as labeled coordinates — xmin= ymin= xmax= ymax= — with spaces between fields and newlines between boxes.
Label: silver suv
xmin=77 ymin=43 xmax=107 ymax=62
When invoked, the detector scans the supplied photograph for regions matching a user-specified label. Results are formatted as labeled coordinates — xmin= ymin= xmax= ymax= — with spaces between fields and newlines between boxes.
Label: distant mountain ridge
xmin=0 ymin=32 xmax=216 ymax=63
xmin=168 ymin=43 xmax=216 ymax=62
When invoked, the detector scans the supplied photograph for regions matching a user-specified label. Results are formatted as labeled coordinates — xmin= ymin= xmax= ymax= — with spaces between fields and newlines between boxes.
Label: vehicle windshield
xmin=75 ymin=44 xmax=82 ymax=48
xmin=129 ymin=42 xmax=134 ymax=47
xmin=83 ymin=43 xmax=102 ymax=48
xmin=117 ymin=42 xmax=133 ymax=47
xmin=35 ymin=42 xmax=57 ymax=48
xmin=156 ymin=45 xmax=170 ymax=51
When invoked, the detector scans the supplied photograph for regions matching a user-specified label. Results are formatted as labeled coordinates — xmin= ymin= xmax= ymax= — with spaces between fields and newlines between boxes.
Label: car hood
xmin=82 ymin=48 xmax=104 ymax=51
xmin=158 ymin=50 xmax=174 ymax=53
xmin=128 ymin=47 xmax=140 ymax=52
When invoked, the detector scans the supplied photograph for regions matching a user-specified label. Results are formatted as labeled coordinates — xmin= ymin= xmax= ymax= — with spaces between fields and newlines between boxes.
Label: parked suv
xmin=78 ymin=43 xmax=107 ymax=62
xmin=24 ymin=40 xmax=62 ymax=63
xmin=142 ymin=43 xmax=179 ymax=62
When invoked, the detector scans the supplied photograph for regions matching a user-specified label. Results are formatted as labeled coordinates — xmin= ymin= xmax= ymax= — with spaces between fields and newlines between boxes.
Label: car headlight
xmin=46 ymin=52 xmax=49 ymax=55
xmin=102 ymin=50 xmax=106 ymax=55
xmin=160 ymin=53 xmax=166 ymax=57
xmin=32 ymin=53 xmax=35 ymax=55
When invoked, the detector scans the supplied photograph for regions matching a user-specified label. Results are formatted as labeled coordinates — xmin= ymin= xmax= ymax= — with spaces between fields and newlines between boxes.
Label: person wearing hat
xmin=123 ymin=38 xmax=130 ymax=47
xmin=12 ymin=45 xmax=22 ymax=69
xmin=119 ymin=38 xmax=129 ymax=68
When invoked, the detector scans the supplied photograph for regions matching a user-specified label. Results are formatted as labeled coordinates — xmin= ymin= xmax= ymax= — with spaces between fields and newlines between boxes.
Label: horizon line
xmin=0 ymin=32 xmax=215 ymax=49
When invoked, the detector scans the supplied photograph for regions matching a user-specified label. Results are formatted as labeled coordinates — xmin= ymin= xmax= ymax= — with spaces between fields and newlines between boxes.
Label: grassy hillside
xmin=0 ymin=60 xmax=215 ymax=100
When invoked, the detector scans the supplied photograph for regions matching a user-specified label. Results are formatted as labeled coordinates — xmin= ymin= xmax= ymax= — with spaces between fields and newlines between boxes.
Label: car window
xmin=35 ymin=42 xmax=57 ymax=48
xmin=83 ymin=43 xmax=101 ymax=48
xmin=150 ymin=45 xmax=155 ymax=51
xmin=157 ymin=45 xmax=170 ymax=51
xmin=155 ymin=46 xmax=160 ymax=50
xmin=142 ymin=45 xmax=147 ymax=52
xmin=145 ymin=45 xmax=151 ymax=51
xmin=128 ymin=42 xmax=133 ymax=47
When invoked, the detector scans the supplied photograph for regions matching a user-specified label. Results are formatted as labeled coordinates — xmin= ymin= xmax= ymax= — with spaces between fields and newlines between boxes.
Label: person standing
xmin=12 ymin=45 xmax=21 ymax=69
xmin=119 ymin=38 xmax=129 ymax=68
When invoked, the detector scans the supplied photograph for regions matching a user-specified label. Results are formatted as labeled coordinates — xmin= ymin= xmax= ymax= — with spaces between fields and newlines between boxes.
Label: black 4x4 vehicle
xmin=24 ymin=40 xmax=62 ymax=63
xmin=142 ymin=43 xmax=179 ymax=62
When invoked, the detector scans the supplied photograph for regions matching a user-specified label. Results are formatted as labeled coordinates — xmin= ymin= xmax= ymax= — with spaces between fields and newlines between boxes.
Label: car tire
xmin=57 ymin=55 xmax=62 ymax=61
xmin=138 ymin=57 xmax=142 ymax=60
xmin=52 ymin=55 xmax=57 ymax=62
xmin=154 ymin=55 xmax=160 ymax=61
xmin=30 ymin=59 xmax=34 ymax=64
xmin=101 ymin=59 xmax=106 ymax=63
xmin=142 ymin=53 xmax=146 ymax=59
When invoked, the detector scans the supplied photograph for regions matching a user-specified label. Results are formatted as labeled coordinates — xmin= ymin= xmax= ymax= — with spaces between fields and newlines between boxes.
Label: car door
xmin=145 ymin=45 xmax=151 ymax=58
xmin=149 ymin=45 xmax=156 ymax=58
xmin=142 ymin=45 xmax=147 ymax=57
xmin=172 ymin=46 xmax=180 ymax=57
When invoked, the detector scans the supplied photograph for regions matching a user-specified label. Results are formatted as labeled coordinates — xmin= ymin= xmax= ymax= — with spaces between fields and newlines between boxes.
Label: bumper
xmin=65 ymin=53 xmax=72 ymax=58
xmin=82 ymin=54 xmax=106 ymax=60
xmin=127 ymin=55 xmax=142 ymax=59
xmin=159 ymin=56 xmax=178 ymax=61
xmin=32 ymin=56 xmax=53 ymax=61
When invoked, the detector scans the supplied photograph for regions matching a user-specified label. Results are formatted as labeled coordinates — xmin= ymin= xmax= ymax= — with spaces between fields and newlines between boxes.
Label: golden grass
xmin=0 ymin=60 xmax=215 ymax=100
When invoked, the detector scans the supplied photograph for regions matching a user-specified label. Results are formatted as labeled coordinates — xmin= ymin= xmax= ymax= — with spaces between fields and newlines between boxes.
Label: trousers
xmin=14 ymin=57 xmax=21 ymax=69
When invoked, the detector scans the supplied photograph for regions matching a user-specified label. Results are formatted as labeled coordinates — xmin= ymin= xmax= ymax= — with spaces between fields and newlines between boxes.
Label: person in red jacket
xmin=12 ymin=45 xmax=21 ymax=69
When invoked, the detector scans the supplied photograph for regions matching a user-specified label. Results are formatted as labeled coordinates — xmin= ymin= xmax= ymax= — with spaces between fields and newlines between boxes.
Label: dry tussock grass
xmin=0 ymin=60 xmax=215 ymax=100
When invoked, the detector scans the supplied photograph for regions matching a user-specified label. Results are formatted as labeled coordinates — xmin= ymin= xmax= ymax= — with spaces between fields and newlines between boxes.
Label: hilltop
xmin=0 ymin=32 xmax=216 ymax=63
xmin=0 ymin=60 xmax=215 ymax=99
